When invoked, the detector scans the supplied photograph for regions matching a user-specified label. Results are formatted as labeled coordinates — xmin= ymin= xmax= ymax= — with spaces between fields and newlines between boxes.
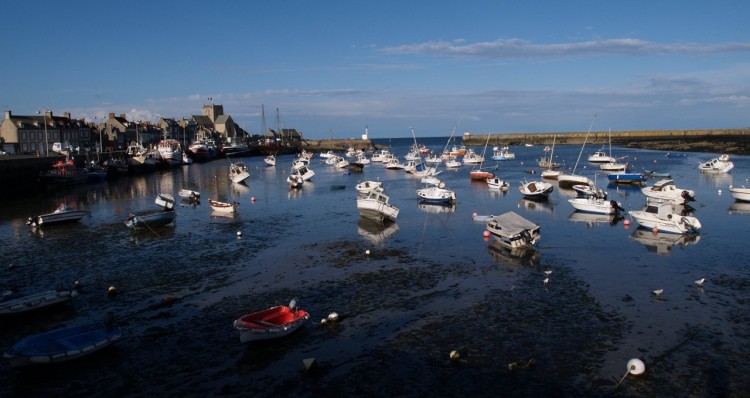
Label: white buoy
xmin=365 ymin=249 xmax=370 ymax=255
xmin=327 ymin=312 xmax=339 ymax=322
xmin=320 ymin=318 xmax=327 ymax=324
xmin=236 ymin=231 xmax=242 ymax=237
xmin=627 ymin=358 xmax=646 ymax=375
xmin=449 ymin=350 xmax=460 ymax=361
xmin=718 ymin=189 xmax=722 ymax=195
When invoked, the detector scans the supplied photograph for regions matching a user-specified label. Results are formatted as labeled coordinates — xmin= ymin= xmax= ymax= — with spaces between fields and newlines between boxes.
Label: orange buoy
xmin=483 ymin=230 xmax=490 ymax=238
xmin=623 ymin=219 xmax=630 ymax=226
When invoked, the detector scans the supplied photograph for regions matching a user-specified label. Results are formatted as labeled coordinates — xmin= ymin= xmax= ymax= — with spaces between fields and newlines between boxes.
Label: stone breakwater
xmin=461 ymin=128 xmax=750 ymax=155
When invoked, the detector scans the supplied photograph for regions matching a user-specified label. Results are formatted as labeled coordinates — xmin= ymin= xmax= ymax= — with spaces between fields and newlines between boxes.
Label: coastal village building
xmin=1 ymin=110 xmax=93 ymax=155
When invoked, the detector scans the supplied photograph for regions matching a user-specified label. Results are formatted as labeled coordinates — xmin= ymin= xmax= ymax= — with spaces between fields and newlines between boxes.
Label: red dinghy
xmin=233 ymin=299 xmax=310 ymax=343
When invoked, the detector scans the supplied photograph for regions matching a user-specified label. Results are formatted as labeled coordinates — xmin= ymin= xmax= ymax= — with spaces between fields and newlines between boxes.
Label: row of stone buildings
xmin=0 ymin=104 xmax=303 ymax=155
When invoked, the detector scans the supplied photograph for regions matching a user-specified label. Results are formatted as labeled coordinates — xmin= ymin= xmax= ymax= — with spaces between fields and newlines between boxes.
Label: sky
xmin=2 ymin=1 xmax=749 ymax=139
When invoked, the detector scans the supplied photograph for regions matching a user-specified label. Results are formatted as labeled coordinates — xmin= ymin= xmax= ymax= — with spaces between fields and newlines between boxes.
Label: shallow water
xmin=1 ymin=138 xmax=748 ymax=397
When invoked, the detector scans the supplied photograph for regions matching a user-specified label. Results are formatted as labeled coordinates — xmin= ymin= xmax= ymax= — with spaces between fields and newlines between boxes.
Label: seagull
xmin=653 ymin=289 xmax=664 ymax=296
xmin=544 ymin=270 xmax=552 ymax=276
xmin=695 ymin=278 xmax=706 ymax=287
xmin=543 ymin=277 xmax=549 ymax=286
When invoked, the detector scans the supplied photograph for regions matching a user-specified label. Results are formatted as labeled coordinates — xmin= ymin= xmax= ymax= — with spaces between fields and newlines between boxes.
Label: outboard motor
xmin=610 ymin=200 xmax=625 ymax=214
xmin=681 ymin=190 xmax=696 ymax=203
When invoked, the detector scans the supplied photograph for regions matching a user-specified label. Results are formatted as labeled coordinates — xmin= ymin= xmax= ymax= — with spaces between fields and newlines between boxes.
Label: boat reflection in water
xmin=518 ymin=198 xmax=553 ymax=213
xmin=568 ymin=211 xmax=623 ymax=228
xmin=486 ymin=240 xmax=540 ymax=267
xmin=417 ymin=201 xmax=456 ymax=214
xmin=728 ymin=201 xmax=750 ymax=215
xmin=357 ymin=218 xmax=400 ymax=245
xmin=629 ymin=228 xmax=701 ymax=256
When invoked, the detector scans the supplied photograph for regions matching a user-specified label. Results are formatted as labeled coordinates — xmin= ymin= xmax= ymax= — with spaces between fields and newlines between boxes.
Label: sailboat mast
xmin=572 ymin=115 xmax=597 ymax=173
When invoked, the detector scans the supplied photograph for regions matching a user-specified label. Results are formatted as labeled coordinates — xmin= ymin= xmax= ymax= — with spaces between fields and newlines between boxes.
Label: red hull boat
xmin=233 ymin=300 xmax=310 ymax=343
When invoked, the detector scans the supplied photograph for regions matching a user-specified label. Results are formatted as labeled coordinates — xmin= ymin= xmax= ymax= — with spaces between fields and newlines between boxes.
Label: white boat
xmin=698 ymin=154 xmax=734 ymax=173
xmin=154 ymin=193 xmax=176 ymax=210
xmin=156 ymin=139 xmax=183 ymax=166
xmin=462 ymin=149 xmax=484 ymax=165
xmin=181 ymin=153 xmax=193 ymax=165
xmin=559 ymin=117 xmax=596 ymax=189
xmin=568 ymin=196 xmax=624 ymax=215
xmin=416 ymin=183 xmax=456 ymax=204
xmin=27 ymin=204 xmax=87 ymax=227
xmin=294 ymin=165 xmax=315 ymax=181
xmin=356 ymin=189 xmax=399 ymax=222
xmin=484 ymin=211 xmax=541 ymax=249
xmin=728 ymin=185 xmax=750 ymax=202
xmin=641 ymin=179 xmax=696 ymax=205
xmin=628 ymin=203 xmax=702 ymax=234
xmin=209 ymin=199 xmax=239 ymax=213
xmin=385 ymin=158 xmax=405 ymax=170
xmin=264 ymin=154 xmax=276 ymax=166
xmin=425 ymin=154 xmax=442 ymax=164
xmin=287 ymin=173 xmax=304 ymax=189
xmin=229 ymin=161 xmax=250 ymax=184
xmin=355 ymin=180 xmax=384 ymax=194
xmin=0 ymin=289 xmax=78 ymax=315
xmin=291 ymin=159 xmax=308 ymax=170
xmin=334 ymin=156 xmax=349 ymax=169
xmin=487 ymin=177 xmax=509 ymax=191
xmin=491 ymin=146 xmax=515 ymax=161
xmin=587 ymin=149 xmax=614 ymax=163
xmin=600 ymin=159 xmax=628 ymax=172
xmin=572 ymin=184 xmax=602 ymax=197
xmin=370 ymin=150 xmax=389 ymax=162
xmin=444 ymin=158 xmax=461 ymax=169
xmin=178 ymin=189 xmax=200 ymax=199
xmin=541 ymin=169 xmax=560 ymax=179
xmin=356 ymin=153 xmax=370 ymax=165
xmin=421 ymin=174 xmax=442 ymax=186
xmin=518 ymin=180 xmax=554 ymax=199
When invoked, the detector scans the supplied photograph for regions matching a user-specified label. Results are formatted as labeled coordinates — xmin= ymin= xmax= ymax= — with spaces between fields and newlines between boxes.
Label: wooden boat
xmin=698 ymin=154 xmax=734 ymax=173
xmin=628 ymin=203 xmax=702 ymax=234
xmin=485 ymin=211 xmax=541 ymax=249
xmin=357 ymin=189 xmax=399 ymax=222
xmin=209 ymin=199 xmax=239 ymax=213
xmin=728 ymin=185 xmax=750 ymax=202
xmin=232 ymin=300 xmax=310 ymax=343
xmin=3 ymin=320 xmax=123 ymax=367
xmin=518 ymin=180 xmax=554 ymax=199
xmin=27 ymin=204 xmax=87 ymax=227
xmin=0 ymin=289 xmax=77 ymax=315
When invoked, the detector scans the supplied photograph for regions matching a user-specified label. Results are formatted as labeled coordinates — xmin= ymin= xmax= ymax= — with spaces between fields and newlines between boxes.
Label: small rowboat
xmin=233 ymin=299 xmax=310 ymax=343
xmin=209 ymin=199 xmax=239 ymax=213
xmin=178 ymin=189 xmax=201 ymax=198
xmin=0 ymin=289 xmax=78 ymax=315
xmin=3 ymin=320 xmax=123 ymax=367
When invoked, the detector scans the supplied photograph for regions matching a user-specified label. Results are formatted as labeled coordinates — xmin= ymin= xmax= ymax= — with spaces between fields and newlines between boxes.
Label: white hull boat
xmin=728 ymin=185 xmax=750 ymax=202
xmin=487 ymin=177 xmax=509 ymax=191
xmin=356 ymin=190 xmax=399 ymax=222
xmin=641 ymin=179 xmax=696 ymax=205
xmin=587 ymin=150 xmax=614 ymax=163
xmin=484 ymin=211 xmax=541 ymax=249
xmin=287 ymin=174 xmax=304 ymax=188
xmin=628 ymin=203 xmax=701 ymax=234
xmin=519 ymin=181 xmax=554 ymax=199
xmin=229 ymin=162 xmax=250 ymax=184
xmin=568 ymin=197 xmax=624 ymax=215
xmin=209 ymin=199 xmax=239 ymax=213
xmin=178 ymin=189 xmax=200 ymax=199
xmin=416 ymin=185 xmax=456 ymax=204
xmin=294 ymin=165 xmax=315 ymax=181
xmin=27 ymin=204 xmax=87 ymax=227
xmin=698 ymin=154 xmax=734 ymax=173
xmin=355 ymin=180 xmax=384 ymax=195
xmin=263 ymin=155 xmax=276 ymax=166
xmin=558 ymin=174 xmax=593 ymax=189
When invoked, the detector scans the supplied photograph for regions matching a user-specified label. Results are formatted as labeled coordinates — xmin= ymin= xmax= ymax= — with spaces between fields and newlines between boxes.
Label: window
xmin=30 ymin=143 xmax=37 ymax=151
xmin=20 ymin=132 xmax=26 ymax=140
xmin=21 ymin=143 xmax=28 ymax=152
xmin=37 ymin=131 xmax=43 ymax=140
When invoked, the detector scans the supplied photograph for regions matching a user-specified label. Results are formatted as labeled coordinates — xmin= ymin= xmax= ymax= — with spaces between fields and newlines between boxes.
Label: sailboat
xmin=599 ymin=128 xmax=628 ymax=172
xmin=541 ymin=135 xmax=560 ymax=179
xmin=558 ymin=116 xmax=596 ymax=189
xmin=469 ymin=133 xmax=496 ymax=180
xmin=417 ymin=125 xmax=456 ymax=203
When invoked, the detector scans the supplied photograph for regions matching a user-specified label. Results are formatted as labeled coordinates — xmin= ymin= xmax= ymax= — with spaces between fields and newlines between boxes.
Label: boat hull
xmin=0 ymin=289 xmax=77 ymax=315
xmin=729 ymin=186 xmax=750 ymax=202
xmin=628 ymin=211 xmax=701 ymax=234
xmin=485 ymin=211 xmax=541 ymax=249
xmin=233 ymin=305 xmax=310 ymax=343
xmin=125 ymin=210 xmax=176 ymax=229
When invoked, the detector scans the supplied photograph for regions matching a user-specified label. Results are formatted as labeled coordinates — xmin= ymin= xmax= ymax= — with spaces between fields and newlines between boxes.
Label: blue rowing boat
xmin=3 ymin=320 xmax=123 ymax=367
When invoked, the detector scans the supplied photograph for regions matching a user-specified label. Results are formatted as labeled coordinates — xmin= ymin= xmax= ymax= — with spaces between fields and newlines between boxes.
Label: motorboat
xmin=587 ymin=149 xmax=614 ymax=163
xmin=469 ymin=168 xmax=496 ymax=180
xmin=232 ymin=299 xmax=310 ymax=343
xmin=518 ymin=180 xmax=554 ymax=199
xmin=287 ymin=173 xmax=304 ymax=189
xmin=355 ymin=180 xmax=384 ymax=195
xmin=357 ymin=189 xmax=399 ymax=222
xmin=641 ymin=179 xmax=696 ymax=205
xmin=420 ymin=174 xmax=442 ymax=186
xmin=484 ymin=211 xmax=541 ymax=249
xmin=293 ymin=165 xmax=315 ymax=181
xmin=0 ymin=289 xmax=78 ymax=315
xmin=370 ymin=149 xmax=390 ymax=162
xmin=628 ymin=203 xmax=702 ymax=234
xmin=600 ymin=160 xmax=628 ymax=172
xmin=27 ymin=204 xmax=87 ymax=227
xmin=228 ymin=161 xmax=250 ymax=184
xmin=462 ymin=149 xmax=484 ymax=165
xmin=487 ymin=177 xmax=509 ymax=191
xmin=491 ymin=146 xmax=515 ymax=160
xmin=568 ymin=196 xmax=624 ymax=215
xmin=425 ymin=154 xmax=442 ymax=164
xmin=608 ymin=172 xmax=647 ymax=185
xmin=291 ymin=159 xmax=308 ymax=169
xmin=3 ymin=320 xmax=123 ymax=367
xmin=319 ymin=150 xmax=335 ymax=159
xmin=416 ymin=183 xmax=456 ymax=204
xmin=209 ymin=199 xmax=239 ymax=214
xmin=558 ymin=173 xmax=593 ymax=189
xmin=178 ymin=189 xmax=200 ymax=199
xmin=263 ymin=154 xmax=276 ymax=166
xmin=698 ymin=154 xmax=734 ymax=173
xmin=125 ymin=194 xmax=177 ymax=229
xmin=385 ymin=158 xmax=405 ymax=170
xmin=728 ymin=185 xmax=750 ymax=202
xmin=541 ymin=169 xmax=560 ymax=179
xmin=572 ymin=184 xmax=603 ymax=197
xmin=334 ymin=156 xmax=349 ymax=169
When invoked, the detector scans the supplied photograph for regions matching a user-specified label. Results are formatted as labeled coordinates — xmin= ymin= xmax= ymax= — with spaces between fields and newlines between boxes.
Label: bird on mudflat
xmin=543 ymin=277 xmax=550 ymax=286
xmin=544 ymin=270 xmax=552 ymax=276
xmin=695 ymin=278 xmax=706 ymax=287
xmin=653 ymin=289 xmax=664 ymax=296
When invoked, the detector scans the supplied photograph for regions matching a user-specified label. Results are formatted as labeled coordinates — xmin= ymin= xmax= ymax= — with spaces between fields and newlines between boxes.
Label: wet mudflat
xmin=1 ymin=138 xmax=749 ymax=397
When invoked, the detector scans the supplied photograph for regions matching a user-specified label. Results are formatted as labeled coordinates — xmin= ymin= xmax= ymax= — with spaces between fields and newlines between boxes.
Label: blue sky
xmin=2 ymin=1 xmax=749 ymax=138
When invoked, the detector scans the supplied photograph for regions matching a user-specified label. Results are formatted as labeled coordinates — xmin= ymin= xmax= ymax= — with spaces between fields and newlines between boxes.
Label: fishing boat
xmin=587 ymin=149 xmax=614 ymax=163
xmin=287 ymin=173 xmax=304 ymax=189
xmin=355 ymin=180 xmax=384 ymax=195
xmin=487 ymin=177 xmax=509 ymax=191
xmin=228 ymin=161 xmax=250 ymax=184
xmin=3 ymin=320 xmax=123 ymax=367
xmin=27 ymin=204 xmax=87 ymax=227
xmin=568 ymin=196 xmax=624 ymax=215
xmin=607 ymin=172 xmax=647 ymax=185
xmin=491 ymin=146 xmax=515 ymax=161
xmin=38 ymin=159 xmax=89 ymax=187
xmin=156 ymin=139 xmax=183 ymax=167
xmin=232 ymin=299 xmax=310 ymax=343
xmin=641 ymin=179 xmax=696 ymax=205
xmin=385 ymin=158 xmax=405 ymax=170
xmin=462 ymin=149 xmax=484 ymax=165
xmin=518 ymin=180 xmax=554 ymax=199
xmin=356 ymin=189 xmax=399 ymax=222
xmin=484 ymin=211 xmax=541 ymax=249
xmin=416 ymin=183 xmax=456 ymax=204
xmin=0 ymin=289 xmax=77 ymax=315
xmin=628 ymin=203 xmax=702 ymax=234
xmin=125 ymin=194 xmax=177 ymax=229
xmin=728 ymin=185 xmax=750 ymax=202
xmin=263 ymin=154 xmax=276 ymax=166
xmin=209 ymin=199 xmax=239 ymax=214
xmin=698 ymin=154 xmax=734 ymax=173
xmin=293 ymin=164 xmax=315 ymax=181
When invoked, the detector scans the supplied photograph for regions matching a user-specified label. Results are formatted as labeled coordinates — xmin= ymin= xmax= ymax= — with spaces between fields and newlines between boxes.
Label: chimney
xmin=4 ymin=110 xmax=10 ymax=120
xmin=64 ymin=112 xmax=71 ymax=119
xmin=120 ymin=114 xmax=126 ymax=119
xmin=109 ymin=112 xmax=115 ymax=119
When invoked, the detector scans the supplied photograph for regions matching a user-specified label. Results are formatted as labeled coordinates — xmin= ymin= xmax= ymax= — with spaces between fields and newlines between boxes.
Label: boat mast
xmin=572 ymin=114 xmax=596 ymax=174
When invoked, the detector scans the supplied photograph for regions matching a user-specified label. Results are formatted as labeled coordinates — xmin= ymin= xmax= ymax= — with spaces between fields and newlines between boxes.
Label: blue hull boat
xmin=608 ymin=172 xmax=647 ymax=184
xmin=3 ymin=321 xmax=123 ymax=367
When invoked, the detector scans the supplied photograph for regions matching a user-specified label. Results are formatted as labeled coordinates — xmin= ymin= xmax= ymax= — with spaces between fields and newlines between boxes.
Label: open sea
xmin=1 ymin=136 xmax=748 ymax=397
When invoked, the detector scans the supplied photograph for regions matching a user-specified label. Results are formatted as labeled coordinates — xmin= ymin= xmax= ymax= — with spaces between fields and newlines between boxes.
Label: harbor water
xmin=0 ymin=137 xmax=748 ymax=397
